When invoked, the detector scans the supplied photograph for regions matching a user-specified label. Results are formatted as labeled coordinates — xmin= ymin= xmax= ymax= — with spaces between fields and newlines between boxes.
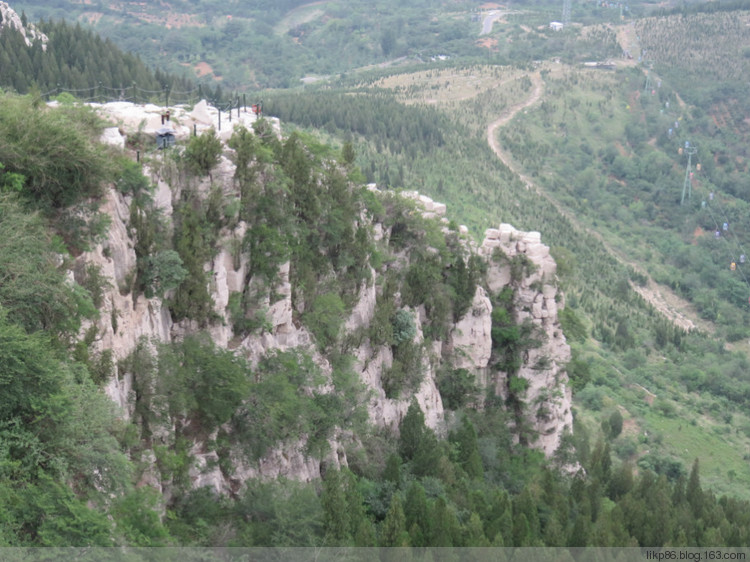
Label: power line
xmin=697 ymin=188 xmax=750 ymax=304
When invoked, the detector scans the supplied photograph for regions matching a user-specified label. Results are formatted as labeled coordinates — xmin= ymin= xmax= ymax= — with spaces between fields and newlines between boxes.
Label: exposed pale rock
xmin=485 ymin=228 xmax=501 ymax=240
xmin=189 ymin=445 xmax=227 ymax=495
xmin=0 ymin=2 xmax=48 ymax=48
xmin=137 ymin=449 xmax=162 ymax=492
xmin=229 ymin=439 xmax=321 ymax=485
xmin=480 ymin=222 xmax=573 ymax=458
xmin=150 ymin=175 xmax=174 ymax=216
xmin=344 ymin=271 xmax=377 ymax=333
xmin=449 ymin=286 xmax=492 ymax=370
xmin=100 ymin=127 xmax=125 ymax=149
xmin=189 ymin=99 xmax=214 ymax=125
xmin=87 ymin=99 xmax=281 ymax=144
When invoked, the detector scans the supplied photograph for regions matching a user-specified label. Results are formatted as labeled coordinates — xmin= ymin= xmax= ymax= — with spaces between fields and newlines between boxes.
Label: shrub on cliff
xmin=0 ymin=94 xmax=112 ymax=211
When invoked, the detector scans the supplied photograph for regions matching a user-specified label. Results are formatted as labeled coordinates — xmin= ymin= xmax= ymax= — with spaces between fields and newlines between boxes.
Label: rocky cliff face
xmin=0 ymin=2 xmax=48 ymax=48
xmin=481 ymin=224 xmax=573 ymax=456
xmin=76 ymin=101 xmax=573 ymax=494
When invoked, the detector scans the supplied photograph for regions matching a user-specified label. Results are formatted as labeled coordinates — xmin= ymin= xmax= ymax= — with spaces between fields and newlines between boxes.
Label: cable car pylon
xmin=680 ymin=141 xmax=698 ymax=205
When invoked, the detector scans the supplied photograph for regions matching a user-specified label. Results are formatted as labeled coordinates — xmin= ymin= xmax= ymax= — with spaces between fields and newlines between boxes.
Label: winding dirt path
xmin=487 ymin=72 xmax=544 ymax=190
xmin=485 ymin=71 xmax=710 ymax=334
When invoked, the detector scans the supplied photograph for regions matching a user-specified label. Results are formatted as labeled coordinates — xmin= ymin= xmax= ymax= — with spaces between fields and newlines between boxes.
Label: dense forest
xmin=0 ymin=16 xmax=207 ymax=102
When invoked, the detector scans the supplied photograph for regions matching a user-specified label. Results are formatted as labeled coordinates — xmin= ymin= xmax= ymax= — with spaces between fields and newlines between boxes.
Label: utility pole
xmin=680 ymin=141 xmax=698 ymax=205
xmin=643 ymin=59 xmax=654 ymax=94
xmin=562 ymin=0 xmax=572 ymax=26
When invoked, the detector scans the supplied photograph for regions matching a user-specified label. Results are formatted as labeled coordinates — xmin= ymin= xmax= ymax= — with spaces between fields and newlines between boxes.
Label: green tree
xmin=398 ymin=399 xmax=427 ymax=461
xmin=437 ymin=367 xmax=478 ymax=410
xmin=13 ymin=476 xmax=113 ymax=546
xmin=321 ymin=469 xmax=351 ymax=545
xmin=112 ymin=488 xmax=171 ymax=546
xmin=157 ymin=334 xmax=250 ymax=432
xmin=341 ymin=468 xmax=375 ymax=546
xmin=169 ymin=200 xmax=215 ymax=324
xmin=449 ymin=415 xmax=483 ymax=479
xmin=464 ymin=512 xmax=490 ymax=546
xmin=484 ymin=489 xmax=513 ymax=544
xmin=143 ymin=250 xmax=187 ymax=298
xmin=303 ymin=292 xmax=345 ymax=350
xmin=183 ymin=129 xmax=222 ymax=177
xmin=380 ymin=494 xmax=409 ymax=547
xmin=607 ymin=410 xmax=624 ymax=439
xmin=0 ymin=194 xmax=95 ymax=338
xmin=430 ymin=497 xmax=461 ymax=547
xmin=687 ymin=459 xmax=704 ymax=520
xmin=341 ymin=141 xmax=356 ymax=166
xmin=383 ymin=453 xmax=402 ymax=484
xmin=568 ymin=515 xmax=590 ymax=547
xmin=404 ymin=481 xmax=430 ymax=547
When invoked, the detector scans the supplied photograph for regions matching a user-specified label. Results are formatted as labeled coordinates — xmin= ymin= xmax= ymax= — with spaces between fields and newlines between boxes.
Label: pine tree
xmin=429 ymin=497 xmax=460 ymax=547
xmin=464 ymin=513 xmax=490 ymax=546
xmin=380 ymin=494 xmax=409 ymax=547
xmin=404 ymin=482 xmax=430 ymax=547
xmin=543 ymin=513 xmax=566 ymax=547
xmin=512 ymin=513 xmax=531 ymax=547
xmin=485 ymin=490 xmax=513 ymax=545
xmin=449 ymin=415 xmax=483 ymax=479
xmin=398 ymin=399 xmax=426 ymax=461
xmin=568 ymin=515 xmax=590 ymax=547
xmin=341 ymin=141 xmax=356 ymax=166
xmin=687 ymin=459 xmax=704 ymax=520
xmin=608 ymin=463 xmax=634 ymax=501
xmin=514 ymin=486 xmax=541 ymax=540
xmin=589 ymin=439 xmax=612 ymax=484
xmin=382 ymin=453 xmax=402 ymax=484
xmin=321 ymin=469 xmax=351 ymax=545
xmin=341 ymin=469 xmax=375 ymax=547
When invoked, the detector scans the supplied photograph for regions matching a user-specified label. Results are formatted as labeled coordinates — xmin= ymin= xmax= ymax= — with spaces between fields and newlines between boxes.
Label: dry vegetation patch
xmin=194 ymin=61 xmax=215 ymax=78
xmin=634 ymin=11 xmax=750 ymax=81
xmin=372 ymin=65 xmax=526 ymax=106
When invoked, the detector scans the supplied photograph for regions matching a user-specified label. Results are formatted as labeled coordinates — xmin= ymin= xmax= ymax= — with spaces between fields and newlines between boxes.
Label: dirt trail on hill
xmin=486 ymin=71 xmax=710 ymax=334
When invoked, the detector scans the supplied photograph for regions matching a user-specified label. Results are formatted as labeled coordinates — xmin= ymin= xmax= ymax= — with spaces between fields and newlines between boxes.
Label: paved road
xmin=480 ymin=10 xmax=521 ymax=35
xmin=480 ymin=11 xmax=501 ymax=35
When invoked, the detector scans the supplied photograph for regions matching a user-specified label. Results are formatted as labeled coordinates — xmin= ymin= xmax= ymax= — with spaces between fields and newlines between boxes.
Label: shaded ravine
xmin=486 ymin=70 xmax=711 ymax=334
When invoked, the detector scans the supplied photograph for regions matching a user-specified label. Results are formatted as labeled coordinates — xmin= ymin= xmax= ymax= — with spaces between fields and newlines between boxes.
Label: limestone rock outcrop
xmin=68 ymin=100 xmax=574 ymax=496
xmin=481 ymin=223 xmax=573 ymax=456
xmin=0 ymin=2 xmax=48 ymax=48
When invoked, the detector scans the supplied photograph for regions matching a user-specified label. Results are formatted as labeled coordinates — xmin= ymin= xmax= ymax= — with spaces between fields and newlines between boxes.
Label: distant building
xmin=583 ymin=61 xmax=616 ymax=70
xmin=550 ymin=21 xmax=564 ymax=31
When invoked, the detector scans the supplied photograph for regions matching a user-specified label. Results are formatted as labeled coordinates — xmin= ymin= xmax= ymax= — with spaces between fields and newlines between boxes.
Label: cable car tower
xmin=680 ymin=141 xmax=698 ymax=205
xmin=643 ymin=59 xmax=654 ymax=94
xmin=562 ymin=0 xmax=572 ymax=26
